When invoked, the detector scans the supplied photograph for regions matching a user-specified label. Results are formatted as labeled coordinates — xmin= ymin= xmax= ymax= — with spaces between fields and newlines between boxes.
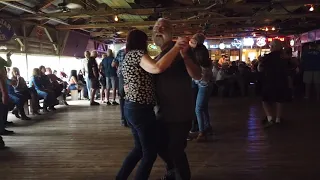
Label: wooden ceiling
xmin=1 ymin=0 xmax=320 ymax=43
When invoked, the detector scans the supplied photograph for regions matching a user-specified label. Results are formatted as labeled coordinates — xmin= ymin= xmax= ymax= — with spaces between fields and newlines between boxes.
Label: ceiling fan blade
xmin=66 ymin=3 xmax=82 ymax=9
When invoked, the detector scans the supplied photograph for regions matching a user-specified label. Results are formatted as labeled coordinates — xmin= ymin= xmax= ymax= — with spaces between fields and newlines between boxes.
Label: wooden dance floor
xmin=0 ymin=98 xmax=320 ymax=180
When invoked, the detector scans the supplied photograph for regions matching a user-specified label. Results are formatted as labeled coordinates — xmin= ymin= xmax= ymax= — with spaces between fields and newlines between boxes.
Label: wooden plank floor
xmin=0 ymin=98 xmax=320 ymax=180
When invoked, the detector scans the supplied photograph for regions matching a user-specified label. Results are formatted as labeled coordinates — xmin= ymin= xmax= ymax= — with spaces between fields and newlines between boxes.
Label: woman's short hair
xmin=33 ymin=68 xmax=40 ymax=76
xmin=126 ymin=29 xmax=148 ymax=53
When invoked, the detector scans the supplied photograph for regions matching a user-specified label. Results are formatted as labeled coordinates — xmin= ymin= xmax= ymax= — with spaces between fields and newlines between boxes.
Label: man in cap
xmin=153 ymin=18 xmax=201 ymax=180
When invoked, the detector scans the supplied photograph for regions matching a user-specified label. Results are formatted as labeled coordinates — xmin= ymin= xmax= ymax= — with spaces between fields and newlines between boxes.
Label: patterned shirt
xmin=122 ymin=50 xmax=156 ymax=105
xmin=114 ymin=49 xmax=126 ymax=76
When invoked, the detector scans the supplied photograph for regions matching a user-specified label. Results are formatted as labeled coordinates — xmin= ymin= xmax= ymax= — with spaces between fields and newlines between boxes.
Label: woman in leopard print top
xmin=116 ymin=29 xmax=189 ymax=180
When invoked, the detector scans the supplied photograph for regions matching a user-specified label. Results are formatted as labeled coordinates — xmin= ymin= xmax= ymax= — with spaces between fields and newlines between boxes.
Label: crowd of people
xmin=1 ymin=17 xmax=319 ymax=180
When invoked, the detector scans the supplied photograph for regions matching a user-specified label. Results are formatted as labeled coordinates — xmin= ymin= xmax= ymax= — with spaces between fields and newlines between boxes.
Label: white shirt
xmin=82 ymin=58 xmax=89 ymax=77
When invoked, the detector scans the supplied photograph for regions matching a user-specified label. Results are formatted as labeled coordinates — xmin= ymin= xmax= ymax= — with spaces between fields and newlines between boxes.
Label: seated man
xmin=11 ymin=67 xmax=41 ymax=115
xmin=46 ymin=68 xmax=68 ymax=106
xmin=6 ymin=78 xmax=31 ymax=120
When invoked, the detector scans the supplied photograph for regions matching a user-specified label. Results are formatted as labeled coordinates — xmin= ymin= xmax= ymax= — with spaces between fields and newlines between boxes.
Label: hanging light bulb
xmin=265 ymin=27 xmax=269 ymax=31
xmin=309 ymin=5 xmax=314 ymax=12
xmin=253 ymin=33 xmax=256 ymax=37
xmin=114 ymin=15 xmax=119 ymax=22
xmin=272 ymin=27 xmax=275 ymax=31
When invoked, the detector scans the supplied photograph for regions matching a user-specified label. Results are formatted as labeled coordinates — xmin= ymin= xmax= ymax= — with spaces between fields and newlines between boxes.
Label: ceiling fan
xmin=45 ymin=0 xmax=82 ymax=13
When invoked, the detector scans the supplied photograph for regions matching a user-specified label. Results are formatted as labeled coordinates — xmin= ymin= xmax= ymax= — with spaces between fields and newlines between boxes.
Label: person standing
xmin=102 ymin=49 xmax=118 ymax=105
xmin=301 ymin=43 xmax=320 ymax=100
xmin=112 ymin=48 xmax=128 ymax=126
xmin=153 ymin=18 xmax=201 ymax=180
xmin=189 ymin=33 xmax=214 ymax=141
xmin=82 ymin=51 xmax=91 ymax=99
xmin=88 ymin=51 xmax=100 ymax=106
xmin=0 ymin=51 xmax=14 ymax=136
xmin=258 ymin=40 xmax=289 ymax=127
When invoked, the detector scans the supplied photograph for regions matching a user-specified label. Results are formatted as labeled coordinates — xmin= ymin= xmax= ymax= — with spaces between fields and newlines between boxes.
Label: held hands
xmin=174 ymin=37 xmax=190 ymax=58
xmin=174 ymin=37 xmax=189 ymax=51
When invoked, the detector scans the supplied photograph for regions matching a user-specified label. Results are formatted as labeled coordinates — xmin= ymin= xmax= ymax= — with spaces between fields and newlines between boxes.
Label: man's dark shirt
xmin=88 ymin=57 xmax=98 ymax=79
xmin=260 ymin=51 xmax=288 ymax=90
xmin=155 ymin=42 xmax=196 ymax=123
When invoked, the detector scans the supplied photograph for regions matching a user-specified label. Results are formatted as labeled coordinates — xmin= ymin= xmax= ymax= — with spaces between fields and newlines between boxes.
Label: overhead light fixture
xmin=114 ymin=15 xmax=119 ymax=22
xmin=253 ymin=33 xmax=256 ymax=37
xmin=0 ymin=46 xmax=7 ymax=50
xmin=265 ymin=27 xmax=269 ymax=31
xmin=272 ymin=27 xmax=275 ymax=31
xmin=309 ymin=5 xmax=314 ymax=12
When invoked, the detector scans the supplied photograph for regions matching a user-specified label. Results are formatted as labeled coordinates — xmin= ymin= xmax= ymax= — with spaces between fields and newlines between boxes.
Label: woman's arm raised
xmin=140 ymin=37 xmax=188 ymax=74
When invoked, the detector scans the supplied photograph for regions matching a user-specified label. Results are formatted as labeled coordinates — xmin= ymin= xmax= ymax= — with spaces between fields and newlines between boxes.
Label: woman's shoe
xmin=32 ymin=112 xmax=42 ymax=115
xmin=196 ymin=132 xmax=207 ymax=142
xmin=12 ymin=108 xmax=21 ymax=119
xmin=21 ymin=116 xmax=31 ymax=120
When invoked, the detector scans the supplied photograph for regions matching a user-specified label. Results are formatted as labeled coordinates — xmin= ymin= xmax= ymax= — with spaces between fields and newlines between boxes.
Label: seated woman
xmin=46 ymin=68 xmax=68 ymax=106
xmin=11 ymin=67 xmax=41 ymax=115
xmin=68 ymin=70 xmax=83 ymax=98
xmin=39 ymin=66 xmax=57 ymax=110
xmin=78 ymin=70 xmax=87 ymax=99
xmin=6 ymin=78 xmax=31 ymax=120
xmin=29 ymin=68 xmax=55 ymax=112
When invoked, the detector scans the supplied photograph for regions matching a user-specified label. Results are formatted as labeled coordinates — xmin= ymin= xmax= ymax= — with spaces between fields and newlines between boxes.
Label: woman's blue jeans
xmin=195 ymin=83 xmax=213 ymax=133
xmin=116 ymin=101 xmax=157 ymax=180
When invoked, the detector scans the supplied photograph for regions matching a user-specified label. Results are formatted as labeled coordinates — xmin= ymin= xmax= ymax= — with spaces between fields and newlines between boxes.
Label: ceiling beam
xmin=0 ymin=4 xmax=6 ymax=11
xmin=18 ymin=1 xmax=318 ymax=21
xmin=56 ymin=13 xmax=320 ymax=30
xmin=37 ymin=0 xmax=56 ymax=11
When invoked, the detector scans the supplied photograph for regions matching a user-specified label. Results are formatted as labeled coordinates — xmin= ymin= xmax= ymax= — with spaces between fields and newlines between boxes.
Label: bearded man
xmin=153 ymin=18 xmax=201 ymax=180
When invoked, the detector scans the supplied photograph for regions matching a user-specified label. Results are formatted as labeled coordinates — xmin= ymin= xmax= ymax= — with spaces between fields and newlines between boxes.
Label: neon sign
xmin=267 ymin=37 xmax=285 ymax=42
xmin=231 ymin=39 xmax=242 ymax=49
xmin=256 ymin=37 xmax=267 ymax=47
xmin=243 ymin=38 xmax=254 ymax=47
xmin=290 ymin=39 xmax=295 ymax=46
xmin=148 ymin=44 xmax=157 ymax=50
xmin=209 ymin=44 xmax=231 ymax=49
xmin=219 ymin=43 xmax=226 ymax=50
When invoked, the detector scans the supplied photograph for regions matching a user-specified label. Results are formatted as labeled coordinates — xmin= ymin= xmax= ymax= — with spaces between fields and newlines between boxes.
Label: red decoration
xmin=267 ymin=37 xmax=285 ymax=42
xmin=36 ymin=27 xmax=44 ymax=39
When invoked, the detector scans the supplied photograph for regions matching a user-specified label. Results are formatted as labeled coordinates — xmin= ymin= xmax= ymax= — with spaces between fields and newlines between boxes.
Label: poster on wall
xmin=0 ymin=19 xmax=14 ymax=42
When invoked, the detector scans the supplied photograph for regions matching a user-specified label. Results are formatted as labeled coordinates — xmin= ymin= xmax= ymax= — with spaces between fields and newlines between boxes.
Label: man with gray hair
xmin=258 ymin=39 xmax=289 ymax=127
xmin=87 ymin=51 xmax=100 ymax=106
xmin=153 ymin=18 xmax=201 ymax=180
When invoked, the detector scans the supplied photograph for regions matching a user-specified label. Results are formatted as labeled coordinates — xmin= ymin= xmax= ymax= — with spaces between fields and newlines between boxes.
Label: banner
xmin=0 ymin=19 xmax=14 ymax=42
